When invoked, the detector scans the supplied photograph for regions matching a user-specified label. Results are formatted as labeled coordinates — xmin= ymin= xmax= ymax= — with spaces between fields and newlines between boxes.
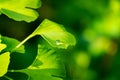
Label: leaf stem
xmin=15 ymin=35 xmax=33 ymax=49
xmin=4 ymin=75 xmax=13 ymax=80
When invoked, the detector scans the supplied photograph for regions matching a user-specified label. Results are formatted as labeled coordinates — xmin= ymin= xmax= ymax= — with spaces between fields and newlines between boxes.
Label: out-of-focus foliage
xmin=1 ymin=36 xmax=25 ymax=53
xmin=38 ymin=0 xmax=120 ymax=80
xmin=0 ymin=37 xmax=10 ymax=77
xmin=0 ymin=0 xmax=41 ymax=22
xmin=0 ymin=0 xmax=120 ymax=80
xmin=0 ymin=52 xmax=10 ymax=77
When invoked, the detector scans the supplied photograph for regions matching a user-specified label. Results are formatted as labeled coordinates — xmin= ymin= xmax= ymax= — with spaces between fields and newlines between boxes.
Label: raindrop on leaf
xmin=55 ymin=40 xmax=63 ymax=46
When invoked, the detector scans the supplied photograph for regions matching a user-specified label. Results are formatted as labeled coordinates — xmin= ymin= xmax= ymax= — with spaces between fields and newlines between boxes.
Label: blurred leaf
xmin=0 ymin=43 xmax=6 ymax=52
xmin=26 ymin=0 xmax=41 ymax=8
xmin=0 ymin=35 xmax=6 ymax=52
xmin=8 ymin=37 xmax=38 ymax=70
xmin=4 ymin=72 xmax=29 ymax=80
xmin=0 ymin=36 xmax=37 ymax=70
xmin=93 ymin=0 xmax=120 ymax=38
xmin=88 ymin=37 xmax=111 ymax=57
xmin=0 ymin=35 xmax=37 ymax=71
xmin=0 ymin=72 xmax=29 ymax=80
xmin=0 ymin=0 xmax=41 ymax=22
xmin=75 ymin=51 xmax=90 ymax=68
xmin=0 ymin=52 xmax=10 ymax=77
xmin=1 ymin=36 xmax=25 ymax=54
xmin=93 ymin=17 xmax=120 ymax=37
xmin=20 ymin=44 xmax=65 ymax=80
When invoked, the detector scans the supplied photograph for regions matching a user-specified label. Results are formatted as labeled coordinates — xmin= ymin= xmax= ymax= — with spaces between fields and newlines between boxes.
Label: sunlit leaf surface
xmin=1 ymin=36 xmax=25 ymax=53
xmin=0 ymin=0 xmax=41 ymax=22
xmin=32 ymin=19 xmax=76 ymax=49
xmin=20 ymin=44 xmax=65 ymax=80
xmin=0 ymin=43 xmax=6 ymax=52
xmin=0 ymin=52 xmax=10 ymax=77
xmin=17 ymin=19 xmax=76 ymax=49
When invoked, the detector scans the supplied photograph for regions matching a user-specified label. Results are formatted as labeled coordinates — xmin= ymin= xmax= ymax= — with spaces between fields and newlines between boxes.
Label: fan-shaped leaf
xmin=0 ymin=52 xmax=10 ymax=77
xmin=16 ymin=19 xmax=76 ymax=49
xmin=0 ymin=0 xmax=41 ymax=22
xmin=19 ymin=44 xmax=65 ymax=80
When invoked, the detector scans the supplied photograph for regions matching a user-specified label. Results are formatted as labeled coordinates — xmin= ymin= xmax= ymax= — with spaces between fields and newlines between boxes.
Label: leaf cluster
xmin=0 ymin=0 xmax=76 ymax=80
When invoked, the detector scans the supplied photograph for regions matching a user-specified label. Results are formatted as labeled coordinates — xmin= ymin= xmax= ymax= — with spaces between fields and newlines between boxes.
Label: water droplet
xmin=55 ymin=40 xmax=63 ymax=45
xmin=10 ymin=70 xmax=14 ymax=72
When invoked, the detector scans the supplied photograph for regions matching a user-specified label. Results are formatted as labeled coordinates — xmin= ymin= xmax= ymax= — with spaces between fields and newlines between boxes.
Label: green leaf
xmin=32 ymin=19 xmax=76 ymax=49
xmin=3 ymin=72 xmax=29 ymax=80
xmin=0 ymin=11 xmax=1 ymax=15
xmin=1 ymin=36 xmax=25 ymax=53
xmin=0 ymin=52 xmax=10 ymax=77
xmin=0 ymin=36 xmax=38 ymax=70
xmin=0 ymin=43 xmax=6 ymax=52
xmin=26 ymin=0 xmax=41 ymax=8
xmin=19 ymin=44 xmax=65 ymax=80
xmin=16 ymin=19 xmax=76 ymax=49
xmin=0 ymin=35 xmax=7 ymax=52
xmin=9 ymin=37 xmax=38 ymax=70
xmin=0 ymin=0 xmax=41 ymax=22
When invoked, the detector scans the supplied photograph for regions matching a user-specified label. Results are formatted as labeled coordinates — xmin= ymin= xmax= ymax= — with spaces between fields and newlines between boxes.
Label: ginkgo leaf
xmin=9 ymin=38 xmax=38 ymax=70
xmin=31 ymin=19 xmax=76 ymax=49
xmin=26 ymin=0 xmax=41 ymax=8
xmin=0 ymin=35 xmax=7 ymax=52
xmin=0 ymin=52 xmax=10 ymax=77
xmin=0 ymin=43 xmax=6 ymax=52
xmin=0 ymin=0 xmax=41 ymax=22
xmin=4 ymin=72 xmax=29 ymax=80
xmin=19 ymin=44 xmax=65 ymax=80
xmin=1 ymin=36 xmax=25 ymax=54
xmin=16 ymin=19 xmax=76 ymax=49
